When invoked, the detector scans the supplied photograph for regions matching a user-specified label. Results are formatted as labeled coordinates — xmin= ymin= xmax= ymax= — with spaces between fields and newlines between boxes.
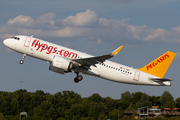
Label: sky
xmin=1 ymin=0 xmax=180 ymax=100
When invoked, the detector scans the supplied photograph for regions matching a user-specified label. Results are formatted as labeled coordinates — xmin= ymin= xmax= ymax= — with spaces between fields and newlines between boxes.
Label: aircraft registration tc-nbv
xmin=3 ymin=35 xmax=176 ymax=86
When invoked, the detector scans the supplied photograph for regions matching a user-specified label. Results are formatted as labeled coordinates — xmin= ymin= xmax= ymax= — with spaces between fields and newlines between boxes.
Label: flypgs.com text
xmin=31 ymin=40 xmax=78 ymax=59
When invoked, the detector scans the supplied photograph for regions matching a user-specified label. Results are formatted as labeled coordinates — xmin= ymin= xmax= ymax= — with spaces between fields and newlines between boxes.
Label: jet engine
xmin=49 ymin=56 xmax=73 ymax=74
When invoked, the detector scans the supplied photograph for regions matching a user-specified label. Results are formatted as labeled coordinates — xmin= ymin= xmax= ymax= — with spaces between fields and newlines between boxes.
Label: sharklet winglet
xmin=111 ymin=45 xmax=123 ymax=56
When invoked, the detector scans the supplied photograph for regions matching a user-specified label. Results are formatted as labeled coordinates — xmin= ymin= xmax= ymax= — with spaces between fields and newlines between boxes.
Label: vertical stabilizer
xmin=137 ymin=51 xmax=176 ymax=78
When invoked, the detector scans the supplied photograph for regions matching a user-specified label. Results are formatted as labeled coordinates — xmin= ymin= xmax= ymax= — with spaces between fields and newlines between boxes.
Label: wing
xmin=72 ymin=45 xmax=123 ymax=68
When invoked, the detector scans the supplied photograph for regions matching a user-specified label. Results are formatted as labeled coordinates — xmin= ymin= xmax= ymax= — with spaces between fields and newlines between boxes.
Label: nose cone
xmin=3 ymin=39 xmax=8 ymax=46
xmin=3 ymin=39 xmax=15 ymax=49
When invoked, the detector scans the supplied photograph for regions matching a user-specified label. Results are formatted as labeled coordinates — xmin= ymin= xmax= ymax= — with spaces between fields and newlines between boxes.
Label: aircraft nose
xmin=3 ymin=39 xmax=8 ymax=46
xmin=3 ymin=39 xmax=13 ymax=48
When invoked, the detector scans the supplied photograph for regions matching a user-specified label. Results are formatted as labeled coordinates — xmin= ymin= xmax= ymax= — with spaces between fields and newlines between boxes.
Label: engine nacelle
xmin=49 ymin=56 xmax=73 ymax=74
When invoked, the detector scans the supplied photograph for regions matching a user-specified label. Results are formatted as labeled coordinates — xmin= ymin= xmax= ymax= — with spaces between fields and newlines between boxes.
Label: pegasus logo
xmin=146 ymin=53 xmax=169 ymax=70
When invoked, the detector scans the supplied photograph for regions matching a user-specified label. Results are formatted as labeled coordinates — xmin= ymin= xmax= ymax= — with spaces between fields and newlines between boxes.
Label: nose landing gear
xmin=19 ymin=54 xmax=26 ymax=64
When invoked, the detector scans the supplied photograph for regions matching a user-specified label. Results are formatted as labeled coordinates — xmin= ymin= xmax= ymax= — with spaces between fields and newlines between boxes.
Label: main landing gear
xmin=19 ymin=54 xmax=26 ymax=64
xmin=74 ymin=72 xmax=83 ymax=83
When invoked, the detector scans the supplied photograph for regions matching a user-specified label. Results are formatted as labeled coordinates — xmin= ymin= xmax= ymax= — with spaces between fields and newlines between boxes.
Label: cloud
xmin=7 ymin=15 xmax=34 ymax=25
xmin=38 ymin=12 xmax=56 ymax=25
xmin=61 ymin=9 xmax=98 ymax=27
xmin=142 ymin=28 xmax=167 ymax=41
xmin=1 ymin=9 xmax=180 ymax=46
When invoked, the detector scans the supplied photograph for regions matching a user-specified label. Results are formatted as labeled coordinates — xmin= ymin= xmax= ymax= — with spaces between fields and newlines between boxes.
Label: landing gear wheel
xmin=74 ymin=75 xmax=83 ymax=83
xmin=19 ymin=60 xmax=24 ymax=64
xmin=74 ymin=77 xmax=79 ymax=83
xmin=77 ymin=75 xmax=83 ymax=81
xmin=74 ymin=72 xmax=83 ymax=83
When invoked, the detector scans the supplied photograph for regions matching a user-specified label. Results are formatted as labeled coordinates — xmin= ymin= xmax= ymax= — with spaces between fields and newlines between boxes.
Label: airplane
xmin=3 ymin=35 xmax=176 ymax=86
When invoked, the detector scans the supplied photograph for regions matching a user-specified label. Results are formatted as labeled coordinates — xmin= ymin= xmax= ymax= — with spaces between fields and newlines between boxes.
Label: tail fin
xmin=137 ymin=51 xmax=176 ymax=78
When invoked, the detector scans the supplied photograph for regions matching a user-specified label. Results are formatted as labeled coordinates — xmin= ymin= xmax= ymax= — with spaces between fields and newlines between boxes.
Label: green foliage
xmin=141 ymin=93 xmax=152 ymax=107
xmin=108 ymin=109 xmax=118 ymax=120
xmin=0 ymin=89 xmax=177 ymax=120
xmin=0 ymin=113 xmax=6 ymax=120
xmin=175 ymin=97 xmax=180 ymax=108
xmin=150 ymin=96 xmax=160 ymax=106
xmin=132 ymin=92 xmax=143 ymax=104
xmin=160 ymin=91 xmax=175 ymax=108
xmin=122 ymin=116 xmax=136 ymax=120
xmin=120 ymin=91 xmax=132 ymax=110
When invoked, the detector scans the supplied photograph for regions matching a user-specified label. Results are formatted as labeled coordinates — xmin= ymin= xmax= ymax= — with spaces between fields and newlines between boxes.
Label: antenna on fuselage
xmin=31 ymin=35 xmax=33 ymax=38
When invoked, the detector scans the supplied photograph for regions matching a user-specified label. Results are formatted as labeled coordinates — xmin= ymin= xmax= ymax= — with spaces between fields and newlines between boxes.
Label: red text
xmin=31 ymin=40 xmax=78 ymax=59
xmin=146 ymin=53 xmax=169 ymax=70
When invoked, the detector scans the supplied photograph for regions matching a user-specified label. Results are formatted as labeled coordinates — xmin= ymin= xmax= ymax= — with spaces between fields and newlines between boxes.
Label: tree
xmin=160 ymin=91 xmax=174 ymax=108
xmin=62 ymin=91 xmax=81 ymax=99
xmin=68 ymin=104 xmax=88 ymax=119
xmin=89 ymin=93 xmax=103 ymax=103
xmin=120 ymin=91 xmax=132 ymax=110
xmin=141 ymin=93 xmax=152 ymax=107
xmin=150 ymin=96 xmax=160 ymax=106
xmin=0 ymin=89 xmax=179 ymax=119
xmin=0 ymin=113 xmax=6 ymax=120
xmin=164 ymin=97 xmax=175 ymax=108
xmin=135 ymin=101 xmax=143 ymax=108
xmin=98 ymin=112 xmax=107 ymax=120
xmin=132 ymin=92 xmax=143 ymax=104
xmin=104 ymin=97 xmax=116 ymax=111
xmin=88 ymin=102 xmax=107 ymax=120
xmin=35 ymin=90 xmax=45 ymax=96
xmin=176 ymin=98 xmax=180 ymax=108
xmin=108 ymin=109 xmax=119 ymax=120
xmin=34 ymin=100 xmax=55 ymax=119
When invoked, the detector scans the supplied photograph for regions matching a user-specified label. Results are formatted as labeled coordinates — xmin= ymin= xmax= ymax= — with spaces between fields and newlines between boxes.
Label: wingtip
xmin=112 ymin=45 xmax=123 ymax=56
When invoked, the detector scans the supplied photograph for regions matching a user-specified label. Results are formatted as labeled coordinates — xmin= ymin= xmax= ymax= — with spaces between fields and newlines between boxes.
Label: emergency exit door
xmin=134 ymin=71 xmax=140 ymax=81
xmin=24 ymin=37 xmax=31 ymax=47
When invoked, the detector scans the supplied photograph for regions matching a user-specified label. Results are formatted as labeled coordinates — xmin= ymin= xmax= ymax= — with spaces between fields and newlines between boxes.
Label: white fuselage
xmin=3 ymin=35 xmax=171 ymax=86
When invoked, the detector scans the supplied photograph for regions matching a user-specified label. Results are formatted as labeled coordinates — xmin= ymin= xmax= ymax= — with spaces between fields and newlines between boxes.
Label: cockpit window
xmin=12 ymin=37 xmax=20 ymax=40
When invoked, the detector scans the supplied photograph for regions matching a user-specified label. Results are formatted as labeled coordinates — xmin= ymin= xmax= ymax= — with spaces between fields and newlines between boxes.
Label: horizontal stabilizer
xmin=150 ymin=78 xmax=172 ymax=82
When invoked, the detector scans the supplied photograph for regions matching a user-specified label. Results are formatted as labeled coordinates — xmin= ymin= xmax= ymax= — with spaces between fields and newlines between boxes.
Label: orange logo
xmin=146 ymin=53 xmax=169 ymax=70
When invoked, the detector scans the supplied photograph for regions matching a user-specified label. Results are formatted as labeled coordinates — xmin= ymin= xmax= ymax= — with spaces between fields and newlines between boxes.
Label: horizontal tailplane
xmin=150 ymin=78 xmax=172 ymax=82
